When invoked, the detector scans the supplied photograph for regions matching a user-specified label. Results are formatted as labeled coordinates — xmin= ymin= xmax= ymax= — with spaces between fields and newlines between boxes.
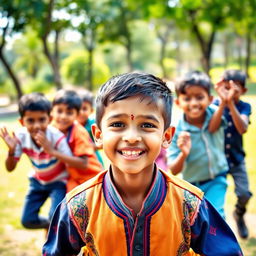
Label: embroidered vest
xmin=66 ymin=170 xmax=203 ymax=256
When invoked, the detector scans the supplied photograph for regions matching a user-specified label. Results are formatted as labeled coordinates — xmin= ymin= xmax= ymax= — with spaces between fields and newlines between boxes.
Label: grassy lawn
xmin=0 ymin=95 xmax=256 ymax=255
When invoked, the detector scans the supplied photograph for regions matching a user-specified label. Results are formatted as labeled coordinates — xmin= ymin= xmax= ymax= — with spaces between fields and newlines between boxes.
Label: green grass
xmin=0 ymin=96 xmax=256 ymax=254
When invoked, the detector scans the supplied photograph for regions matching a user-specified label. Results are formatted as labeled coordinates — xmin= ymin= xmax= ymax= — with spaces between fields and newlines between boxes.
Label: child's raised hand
xmin=214 ymin=79 xmax=228 ymax=104
xmin=0 ymin=127 xmax=18 ymax=153
xmin=227 ymin=80 xmax=239 ymax=103
xmin=177 ymin=131 xmax=191 ymax=157
xmin=34 ymin=130 xmax=54 ymax=154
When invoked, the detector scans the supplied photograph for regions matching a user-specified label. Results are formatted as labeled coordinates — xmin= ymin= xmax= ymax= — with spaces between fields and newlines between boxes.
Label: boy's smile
xmin=93 ymin=96 xmax=173 ymax=176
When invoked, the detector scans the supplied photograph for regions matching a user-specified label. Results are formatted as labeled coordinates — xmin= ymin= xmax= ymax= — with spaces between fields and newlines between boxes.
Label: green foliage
xmin=61 ymin=50 xmax=110 ymax=89
xmin=22 ymin=79 xmax=53 ymax=94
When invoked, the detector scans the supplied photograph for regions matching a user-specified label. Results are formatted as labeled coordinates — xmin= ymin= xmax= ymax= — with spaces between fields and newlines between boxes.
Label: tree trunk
xmin=0 ymin=50 xmax=23 ymax=99
xmin=159 ymin=38 xmax=167 ymax=78
xmin=245 ymin=32 xmax=251 ymax=78
xmin=88 ymin=48 xmax=93 ymax=91
xmin=223 ymin=36 xmax=229 ymax=68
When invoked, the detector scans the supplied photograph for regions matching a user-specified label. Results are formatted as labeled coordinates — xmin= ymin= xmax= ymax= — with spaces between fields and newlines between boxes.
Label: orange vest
xmin=67 ymin=170 xmax=203 ymax=256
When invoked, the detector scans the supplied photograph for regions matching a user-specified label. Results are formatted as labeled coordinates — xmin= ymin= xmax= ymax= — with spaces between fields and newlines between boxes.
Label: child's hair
xmin=79 ymin=89 xmax=94 ymax=107
xmin=52 ymin=89 xmax=82 ymax=112
xmin=175 ymin=70 xmax=212 ymax=95
xmin=95 ymin=72 xmax=173 ymax=130
xmin=222 ymin=69 xmax=246 ymax=87
xmin=18 ymin=92 xmax=51 ymax=118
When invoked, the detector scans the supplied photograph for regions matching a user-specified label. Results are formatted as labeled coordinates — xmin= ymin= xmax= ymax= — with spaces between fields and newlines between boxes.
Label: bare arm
xmin=35 ymin=131 xmax=88 ymax=169
xmin=0 ymin=127 xmax=19 ymax=171
xmin=168 ymin=131 xmax=191 ymax=175
xmin=228 ymin=101 xmax=249 ymax=134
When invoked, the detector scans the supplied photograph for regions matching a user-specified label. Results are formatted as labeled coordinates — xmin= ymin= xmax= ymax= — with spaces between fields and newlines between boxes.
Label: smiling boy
xmin=43 ymin=72 xmax=242 ymax=256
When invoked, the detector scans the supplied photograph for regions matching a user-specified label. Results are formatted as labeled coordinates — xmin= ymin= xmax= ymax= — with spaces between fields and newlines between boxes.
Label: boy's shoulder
xmin=161 ymin=169 xmax=204 ymax=200
xmin=66 ymin=171 xmax=106 ymax=202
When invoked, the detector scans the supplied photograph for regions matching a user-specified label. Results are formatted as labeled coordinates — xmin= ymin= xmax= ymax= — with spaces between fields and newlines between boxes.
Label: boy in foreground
xmin=43 ymin=73 xmax=242 ymax=255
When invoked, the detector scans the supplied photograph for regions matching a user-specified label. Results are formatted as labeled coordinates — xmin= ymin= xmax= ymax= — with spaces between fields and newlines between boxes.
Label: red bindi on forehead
xmin=131 ymin=114 xmax=134 ymax=120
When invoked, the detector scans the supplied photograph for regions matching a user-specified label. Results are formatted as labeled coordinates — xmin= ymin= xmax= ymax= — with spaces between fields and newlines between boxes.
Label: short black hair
xmin=175 ymin=70 xmax=212 ymax=95
xmin=79 ymin=89 xmax=94 ymax=107
xmin=52 ymin=89 xmax=82 ymax=112
xmin=18 ymin=92 xmax=51 ymax=117
xmin=222 ymin=69 xmax=246 ymax=87
xmin=95 ymin=72 xmax=173 ymax=130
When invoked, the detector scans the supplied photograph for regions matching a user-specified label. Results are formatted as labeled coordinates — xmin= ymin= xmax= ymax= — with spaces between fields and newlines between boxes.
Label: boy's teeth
xmin=122 ymin=150 xmax=141 ymax=156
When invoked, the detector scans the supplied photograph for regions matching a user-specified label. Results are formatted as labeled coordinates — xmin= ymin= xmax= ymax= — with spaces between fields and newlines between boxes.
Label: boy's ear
xmin=162 ymin=126 xmax=175 ymax=149
xmin=19 ymin=119 xmax=24 ymax=126
xmin=91 ymin=124 xmax=103 ymax=148
xmin=242 ymin=87 xmax=247 ymax=94
xmin=209 ymin=95 xmax=214 ymax=103
xmin=174 ymin=98 xmax=179 ymax=107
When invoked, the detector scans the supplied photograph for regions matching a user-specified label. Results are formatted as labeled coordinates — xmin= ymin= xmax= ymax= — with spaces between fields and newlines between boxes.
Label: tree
xmin=0 ymin=0 xmax=28 ymax=98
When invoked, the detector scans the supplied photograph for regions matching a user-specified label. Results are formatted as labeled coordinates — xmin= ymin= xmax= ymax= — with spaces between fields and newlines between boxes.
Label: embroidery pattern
xmin=176 ymin=191 xmax=199 ymax=256
xmin=84 ymin=232 xmax=99 ymax=256
xmin=70 ymin=192 xmax=89 ymax=235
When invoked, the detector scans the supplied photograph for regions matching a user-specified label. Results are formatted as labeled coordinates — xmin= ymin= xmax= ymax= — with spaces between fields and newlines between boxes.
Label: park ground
xmin=0 ymin=94 xmax=256 ymax=255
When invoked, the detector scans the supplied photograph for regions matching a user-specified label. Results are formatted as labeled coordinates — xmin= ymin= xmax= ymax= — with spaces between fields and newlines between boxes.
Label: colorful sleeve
xmin=190 ymin=198 xmax=243 ymax=256
xmin=73 ymin=127 xmax=94 ymax=157
xmin=42 ymin=199 xmax=84 ymax=256
xmin=56 ymin=135 xmax=73 ymax=156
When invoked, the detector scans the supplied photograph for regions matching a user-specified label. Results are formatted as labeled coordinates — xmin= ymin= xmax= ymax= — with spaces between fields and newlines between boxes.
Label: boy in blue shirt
xmin=167 ymin=71 xmax=229 ymax=218
xmin=213 ymin=69 xmax=252 ymax=238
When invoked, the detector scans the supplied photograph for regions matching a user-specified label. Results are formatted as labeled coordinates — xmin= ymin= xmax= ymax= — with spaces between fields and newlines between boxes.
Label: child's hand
xmin=177 ymin=131 xmax=191 ymax=157
xmin=0 ymin=127 xmax=18 ymax=153
xmin=34 ymin=131 xmax=54 ymax=154
xmin=227 ymin=80 xmax=239 ymax=104
xmin=214 ymin=79 xmax=228 ymax=104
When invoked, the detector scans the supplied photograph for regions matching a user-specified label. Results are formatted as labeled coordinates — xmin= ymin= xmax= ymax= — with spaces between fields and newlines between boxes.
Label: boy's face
xmin=176 ymin=85 xmax=212 ymax=124
xmin=20 ymin=111 xmax=50 ymax=140
xmin=223 ymin=80 xmax=247 ymax=102
xmin=51 ymin=104 xmax=78 ymax=133
xmin=92 ymin=96 xmax=174 ymax=175
xmin=77 ymin=101 xmax=93 ymax=125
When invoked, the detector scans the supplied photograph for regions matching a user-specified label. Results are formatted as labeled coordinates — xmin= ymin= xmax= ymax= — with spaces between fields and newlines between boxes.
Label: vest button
xmin=135 ymin=244 xmax=142 ymax=251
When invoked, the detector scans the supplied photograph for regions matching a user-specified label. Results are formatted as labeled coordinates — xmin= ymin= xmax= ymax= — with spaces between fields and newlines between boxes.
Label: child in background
xmin=167 ymin=71 xmax=229 ymax=218
xmin=51 ymin=89 xmax=102 ymax=192
xmin=213 ymin=69 xmax=252 ymax=239
xmin=0 ymin=93 xmax=81 ymax=230
xmin=43 ymin=72 xmax=242 ymax=256
xmin=76 ymin=89 xmax=104 ymax=167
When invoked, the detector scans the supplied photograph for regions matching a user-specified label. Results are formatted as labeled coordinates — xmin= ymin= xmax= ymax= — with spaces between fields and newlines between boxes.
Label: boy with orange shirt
xmin=51 ymin=89 xmax=102 ymax=192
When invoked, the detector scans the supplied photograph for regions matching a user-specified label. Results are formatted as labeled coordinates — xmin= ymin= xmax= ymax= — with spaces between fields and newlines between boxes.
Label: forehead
xmin=182 ymin=85 xmax=209 ymax=95
xmin=23 ymin=110 xmax=49 ymax=118
xmin=53 ymin=103 xmax=77 ymax=112
xmin=102 ymin=96 xmax=164 ymax=120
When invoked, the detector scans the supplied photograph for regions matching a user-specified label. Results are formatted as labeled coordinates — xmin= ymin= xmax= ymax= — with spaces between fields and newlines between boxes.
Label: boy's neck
xmin=110 ymin=166 xmax=156 ymax=216
xmin=185 ymin=113 xmax=206 ymax=128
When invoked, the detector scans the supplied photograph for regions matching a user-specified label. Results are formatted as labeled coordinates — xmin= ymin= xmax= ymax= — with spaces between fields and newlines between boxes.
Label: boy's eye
xmin=39 ymin=117 xmax=47 ymax=123
xmin=141 ymin=123 xmax=156 ymax=128
xmin=109 ymin=122 xmax=125 ymax=128
xmin=196 ymin=95 xmax=204 ymax=100
xmin=27 ymin=119 xmax=35 ymax=124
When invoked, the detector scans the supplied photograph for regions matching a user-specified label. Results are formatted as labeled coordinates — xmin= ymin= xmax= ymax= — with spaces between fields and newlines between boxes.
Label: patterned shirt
xmin=43 ymin=168 xmax=243 ymax=256
xmin=14 ymin=125 xmax=72 ymax=184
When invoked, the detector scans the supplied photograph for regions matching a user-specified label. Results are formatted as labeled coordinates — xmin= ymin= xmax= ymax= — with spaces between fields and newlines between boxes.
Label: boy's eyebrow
xmin=107 ymin=114 xmax=160 ymax=123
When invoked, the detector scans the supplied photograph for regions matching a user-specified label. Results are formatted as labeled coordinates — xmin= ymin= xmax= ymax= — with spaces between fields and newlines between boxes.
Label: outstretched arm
xmin=168 ymin=131 xmax=191 ymax=175
xmin=208 ymin=80 xmax=226 ymax=133
xmin=0 ymin=127 xmax=18 ymax=171
xmin=35 ymin=131 xmax=88 ymax=169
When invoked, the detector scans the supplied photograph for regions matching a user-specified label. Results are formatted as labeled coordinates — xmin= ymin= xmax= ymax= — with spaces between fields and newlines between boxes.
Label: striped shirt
xmin=14 ymin=125 xmax=72 ymax=184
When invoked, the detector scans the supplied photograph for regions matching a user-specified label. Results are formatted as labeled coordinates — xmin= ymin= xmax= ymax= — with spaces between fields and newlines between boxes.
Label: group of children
xmin=0 ymin=69 xmax=251 ymax=255
xmin=0 ymin=89 xmax=103 ymax=230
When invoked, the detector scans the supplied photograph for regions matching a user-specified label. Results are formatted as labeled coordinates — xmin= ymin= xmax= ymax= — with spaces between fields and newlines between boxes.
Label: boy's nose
xmin=122 ymin=129 xmax=142 ymax=144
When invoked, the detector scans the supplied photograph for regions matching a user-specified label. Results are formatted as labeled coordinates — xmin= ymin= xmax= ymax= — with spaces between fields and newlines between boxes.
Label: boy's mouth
xmin=117 ymin=149 xmax=145 ymax=158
